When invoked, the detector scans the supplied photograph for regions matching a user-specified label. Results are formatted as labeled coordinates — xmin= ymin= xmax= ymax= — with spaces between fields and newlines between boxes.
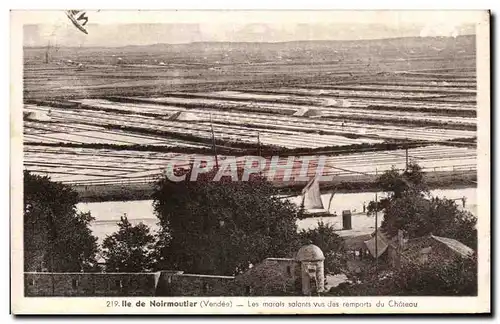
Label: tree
xmin=368 ymin=163 xmax=477 ymax=249
xmin=102 ymin=216 xmax=157 ymax=272
xmin=24 ymin=171 xmax=99 ymax=272
xmin=367 ymin=163 xmax=429 ymax=215
xmin=298 ymin=221 xmax=346 ymax=274
xmin=427 ymin=197 xmax=477 ymax=250
xmin=153 ymin=168 xmax=304 ymax=276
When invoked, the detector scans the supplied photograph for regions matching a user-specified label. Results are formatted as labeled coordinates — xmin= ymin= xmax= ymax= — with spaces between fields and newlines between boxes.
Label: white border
xmin=6 ymin=4 xmax=494 ymax=319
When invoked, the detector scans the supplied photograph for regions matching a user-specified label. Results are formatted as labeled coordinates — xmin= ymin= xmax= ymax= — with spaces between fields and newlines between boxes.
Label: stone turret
xmin=295 ymin=244 xmax=325 ymax=295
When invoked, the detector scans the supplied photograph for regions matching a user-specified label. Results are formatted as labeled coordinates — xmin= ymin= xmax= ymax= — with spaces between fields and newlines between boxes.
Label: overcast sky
xmin=20 ymin=11 xmax=480 ymax=47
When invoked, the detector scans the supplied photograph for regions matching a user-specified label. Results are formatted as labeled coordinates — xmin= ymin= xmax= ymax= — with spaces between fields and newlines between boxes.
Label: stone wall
xmin=155 ymin=272 xmax=236 ymax=296
xmin=234 ymin=258 xmax=300 ymax=296
xmin=25 ymin=272 xmax=158 ymax=297
xmin=24 ymin=258 xmax=308 ymax=296
xmin=25 ymin=271 xmax=236 ymax=297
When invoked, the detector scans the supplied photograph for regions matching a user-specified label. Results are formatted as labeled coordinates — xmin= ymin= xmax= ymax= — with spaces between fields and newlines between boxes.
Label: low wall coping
xmin=264 ymin=258 xmax=295 ymax=262
xmin=175 ymin=273 xmax=235 ymax=279
xmin=24 ymin=272 xmax=157 ymax=275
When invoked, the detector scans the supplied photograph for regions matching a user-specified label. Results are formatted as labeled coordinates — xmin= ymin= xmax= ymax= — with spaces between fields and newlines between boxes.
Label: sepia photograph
xmin=10 ymin=9 xmax=490 ymax=314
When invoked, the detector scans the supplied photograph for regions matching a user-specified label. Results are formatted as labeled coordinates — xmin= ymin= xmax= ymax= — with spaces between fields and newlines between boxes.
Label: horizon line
xmin=23 ymin=33 xmax=476 ymax=49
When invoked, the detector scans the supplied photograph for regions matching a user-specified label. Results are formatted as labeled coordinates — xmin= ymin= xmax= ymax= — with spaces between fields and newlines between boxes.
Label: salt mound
xmin=177 ymin=112 xmax=202 ymax=121
xmin=323 ymin=98 xmax=338 ymax=106
xmin=167 ymin=111 xmax=203 ymax=122
xmin=324 ymin=98 xmax=351 ymax=108
xmin=25 ymin=111 xmax=51 ymax=121
xmin=341 ymin=99 xmax=352 ymax=108
xmin=293 ymin=108 xmax=323 ymax=117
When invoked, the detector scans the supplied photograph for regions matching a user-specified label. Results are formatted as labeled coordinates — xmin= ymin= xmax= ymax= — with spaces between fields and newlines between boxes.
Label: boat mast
xmin=326 ymin=190 xmax=335 ymax=212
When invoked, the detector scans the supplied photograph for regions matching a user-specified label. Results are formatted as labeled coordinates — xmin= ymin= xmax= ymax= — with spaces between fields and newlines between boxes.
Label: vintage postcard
xmin=11 ymin=10 xmax=490 ymax=314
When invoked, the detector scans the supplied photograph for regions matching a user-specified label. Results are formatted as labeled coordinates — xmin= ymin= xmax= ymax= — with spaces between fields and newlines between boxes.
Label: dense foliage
xmin=368 ymin=163 xmax=477 ymax=249
xmin=102 ymin=216 xmax=157 ymax=272
xmin=153 ymin=168 xmax=305 ymax=275
xmin=23 ymin=171 xmax=99 ymax=272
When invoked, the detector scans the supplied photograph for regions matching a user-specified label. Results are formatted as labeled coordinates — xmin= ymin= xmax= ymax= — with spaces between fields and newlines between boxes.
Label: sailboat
xmin=300 ymin=176 xmax=335 ymax=217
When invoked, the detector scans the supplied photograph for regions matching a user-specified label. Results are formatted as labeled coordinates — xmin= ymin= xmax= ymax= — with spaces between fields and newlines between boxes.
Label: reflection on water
xmin=77 ymin=187 xmax=477 ymax=243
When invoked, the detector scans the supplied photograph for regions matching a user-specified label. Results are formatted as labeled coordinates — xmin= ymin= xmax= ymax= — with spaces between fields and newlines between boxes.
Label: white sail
xmin=301 ymin=177 xmax=325 ymax=210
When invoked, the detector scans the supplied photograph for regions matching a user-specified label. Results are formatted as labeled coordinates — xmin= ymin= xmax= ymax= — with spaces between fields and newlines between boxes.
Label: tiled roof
xmin=400 ymin=236 xmax=434 ymax=261
xmin=364 ymin=228 xmax=474 ymax=262
xmin=363 ymin=227 xmax=400 ymax=257
xmin=343 ymin=234 xmax=372 ymax=250
xmin=400 ymin=235 xmax=474 ymax=263
xmin=364 ymin=233 xmax=389 ymax=258
xmin=431 ymin=235 xmax=474 ymax=258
